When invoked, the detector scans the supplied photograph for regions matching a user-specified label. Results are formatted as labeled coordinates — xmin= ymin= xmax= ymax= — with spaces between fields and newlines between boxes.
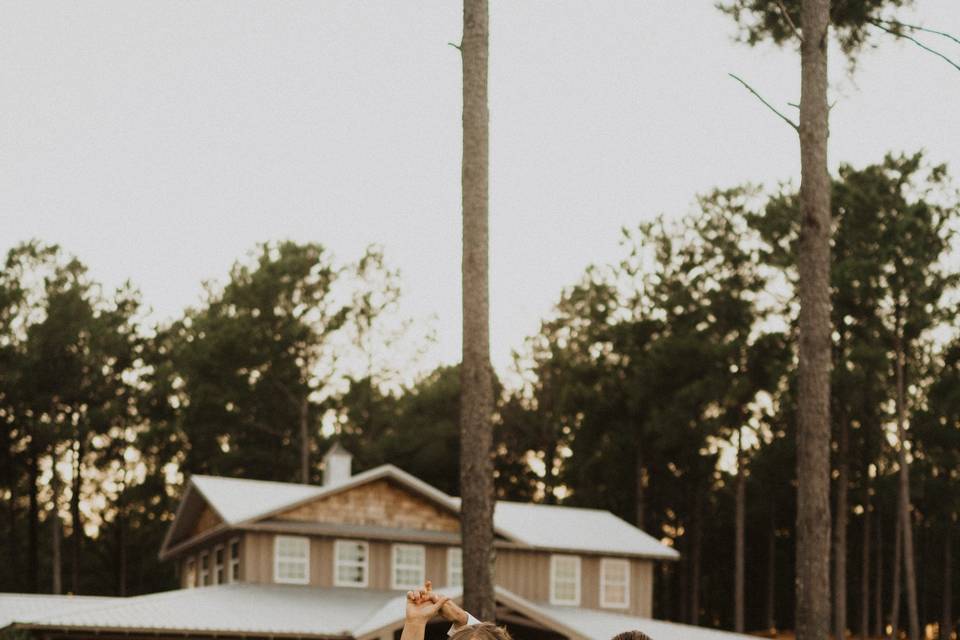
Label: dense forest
xmin=2 ymin=153 xmax=959 ymax=637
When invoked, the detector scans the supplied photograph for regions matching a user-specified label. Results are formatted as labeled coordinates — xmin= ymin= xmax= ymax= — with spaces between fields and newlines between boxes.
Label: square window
xmin=334 ymin=540 xmax=368 ymax=588
xmin=229 ymin=538 xmax=241 ymax=582
xmin=550 ymin=555 xmax=581 ymax=606
xmin=199 ymin=551 xmax=210 ymax=586
xmin=184 ymin=557 xmax=196 ymax=589
xmin=214 ymin=545 xmax=225 ymax=585
xmin=600 ymin=559 xmax=630 ymax=609
xmin=274 ymin=536 xmax=310 ymax=585
xmin=392 ymin=544 xmax=426 ymax=590
xmin=447 ymin=548 xmax=463 ymax=588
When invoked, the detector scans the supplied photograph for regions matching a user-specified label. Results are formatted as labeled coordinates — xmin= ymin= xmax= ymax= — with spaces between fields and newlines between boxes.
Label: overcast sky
xmin=2 ymin=1 xmax=958 ymax=379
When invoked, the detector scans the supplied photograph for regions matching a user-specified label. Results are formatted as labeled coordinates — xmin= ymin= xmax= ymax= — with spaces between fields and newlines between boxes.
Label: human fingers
xmin=425 ymin=579 xmax=433 ymax=593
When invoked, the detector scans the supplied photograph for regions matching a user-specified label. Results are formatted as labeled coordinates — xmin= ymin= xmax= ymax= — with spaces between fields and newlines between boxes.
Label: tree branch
xmin=776 ymin=0 xmax=803 ymax=42
xmin=728 ymin=73 xmax=800 ymax=133
xmin=868 ymin=20 xmax=960 ymax=73
xmin=448 ymin=41 xmax=462 ymax=52
xmin=874 ymin=18 xmax=960 ymax=47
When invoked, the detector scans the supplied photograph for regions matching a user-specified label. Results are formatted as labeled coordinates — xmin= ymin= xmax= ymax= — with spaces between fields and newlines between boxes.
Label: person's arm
xmin=401 ymin=589 xmax=449 ymax=640
xmin=439 ymin=599 xmax=481 ymax=636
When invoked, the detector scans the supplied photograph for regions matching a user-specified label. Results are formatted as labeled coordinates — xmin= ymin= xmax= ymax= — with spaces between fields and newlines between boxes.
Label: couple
xmin=401 ymin=581 xmax=652 ymax=640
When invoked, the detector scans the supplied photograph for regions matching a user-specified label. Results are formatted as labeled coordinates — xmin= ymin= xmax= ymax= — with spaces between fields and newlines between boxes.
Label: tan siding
xmin=631 ymin=559 xmax=653 ymax=617
xmin=580 ymin=556 xmax=600 ymax=609
xmin=494 ymin=549 xmax=550 ymax=603
xmin=191 ymin=506 xmax=223 ymax=537
xmin=369 ymin=541 xmax=391 ymax=589
xmin=276 ymin=480 xmax=460 ymax=533
xmin=426 ymin=546 xmax=447 ymax=587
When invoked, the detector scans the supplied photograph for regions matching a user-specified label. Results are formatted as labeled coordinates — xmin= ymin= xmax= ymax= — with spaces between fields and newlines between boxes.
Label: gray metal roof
xmin=0 ymin=593 xmax=116 ymax=627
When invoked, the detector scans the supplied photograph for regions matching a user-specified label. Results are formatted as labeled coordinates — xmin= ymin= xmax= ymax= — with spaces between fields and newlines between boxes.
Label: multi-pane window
xmin=549 ymin=555 xmax=581 ymax=606
xmin=446 ymin=548 xmax=463 ymax=588
xmin=184 ymin=557 xmax=196 ymax=589
xmin=229 ymin=538 xmax=241 ymax=583
xmin=199 ymin=551 xmax=210 ymax=586
xmin=600 ymin=558 xmax=630 ymax=609
xmin=214 ymin=545 xmax=225 ymax=584
xmin=334 ymin=540 xmax=369 ymax=588
xmin=274 ymin=535 xmax=310 ymax=584
xmin=391 ymin=544 xmax=426 ymax=590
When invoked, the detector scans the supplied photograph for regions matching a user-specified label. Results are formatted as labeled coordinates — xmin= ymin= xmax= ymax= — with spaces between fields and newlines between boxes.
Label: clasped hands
xmin=405 ymin=580 xmax=470 ymax=628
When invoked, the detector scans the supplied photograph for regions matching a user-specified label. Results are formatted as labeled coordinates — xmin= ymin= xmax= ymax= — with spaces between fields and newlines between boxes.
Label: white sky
xmin=2 ymin=1 xmax=958 ymax=380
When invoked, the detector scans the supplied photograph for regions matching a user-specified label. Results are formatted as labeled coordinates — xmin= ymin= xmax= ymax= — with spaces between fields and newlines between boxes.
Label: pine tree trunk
xmin=894 ymin=312 xmax=920 ymax=640
xmin=52 ymin=457 xmax=62 ymax=595
xmin=634 ymin=444 xmax=646 ymax=530
xmin=27 ymin=438 xmax=39 ymax=593
xmin=459 ymin=0 xmax=495 ymax=621
xmin=689 ymin=489 xmax=703 ymax=626
xmin=834 ymin=417 xmax=850 ymax=640
xmin=890 ymin=512 xmax=902 ymax=640
xmin=735 ymin=429 xmax=746 ymax=633
xmin=942 ymin=527 xmax=952 ymax=640
xmin=71 ymin=436 xmax=83 ymax=594
xmin=796 ymin=2 xmax=833 ymax=640
xmin=766 ymin=505 xmax=777 ymax=632
xmin=860 ymin=486 xmax=871 ymax=640
xmin=299 ymin=397 xmax=309 ymax=484
xmin=874 ymin=510 xmax=884 ymax=639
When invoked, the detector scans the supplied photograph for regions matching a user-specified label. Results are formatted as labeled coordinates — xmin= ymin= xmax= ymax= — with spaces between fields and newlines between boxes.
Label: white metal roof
xmin=186 ymin=465 xmax=677 ymax=560
xmin=0 ymin=593 xmax=116 ymax=627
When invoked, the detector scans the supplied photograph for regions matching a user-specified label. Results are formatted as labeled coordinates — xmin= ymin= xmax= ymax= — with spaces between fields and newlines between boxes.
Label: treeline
xmin=2 ymin=153 xmax=959 ymax=638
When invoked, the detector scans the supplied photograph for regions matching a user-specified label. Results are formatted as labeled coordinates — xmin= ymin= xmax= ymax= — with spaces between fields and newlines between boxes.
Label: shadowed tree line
xmin=2 ymin=154 xmax=960 ymax=639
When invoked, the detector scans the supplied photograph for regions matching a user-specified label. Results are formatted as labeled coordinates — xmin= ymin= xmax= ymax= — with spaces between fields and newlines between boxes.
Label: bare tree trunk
xmin=634 ymin=444 xmax=646 ymax=530
xmin=942 ymin=527 xmax=952 ymax=640
xmin=678 ymin=527 xmax=690 ymax=624
xmin=796 ymin=2 xmax=833 ymax=640
xmin=70 ymin=435 xmax=83 ymax=594
xmin=860 ymin=486 xmax=871 ymax=640
xmin=766 ymin=505 xmax=777 ymax=632
xmin=299 ymin=397 xmax=309 ymax=484
xmin=689 ymin=489 xmax=703 ymax=626
xmin=27 ymin=438 xmax=39 ymax=593
xmin=459 ymin=0 xmax=495 ymax=621
xmin=890 ymin=513 xmax=903 ymax=640
xmin=51 ymin=455 xmax=62 ymax=595
xmin=835 ymin=416 xmax=850 ymax=640
xmin=735 ymin=428 xmax=746 ymax=634
xmin=893 ymin=312 xmax=920 ymax=640
xmin=874 ymin=509 xmax=884 ymax=639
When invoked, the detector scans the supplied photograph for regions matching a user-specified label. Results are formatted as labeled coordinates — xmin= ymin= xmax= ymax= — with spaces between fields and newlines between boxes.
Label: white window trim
xmin=333 ymin=540 xmax=369 ymax=588
xmin=199 ymin=550 xmax=210 ymax=587
xmin=446 ymin=547 xmax=463 ymax=588
xmin=185 ymin=556 xmax=196 ymax=589
xmin=213 ymin=544 xmax=225 ymax=585
xmin=274 ymin=535 xmax=310 ymax=585
xmin=549 ymin=554 xmax=581 ymax=606
xmin=599 ymin=558 xmax=631 ymax=609
xmin=228 ymin=537 xmax=241 ymax=583
xmin=391 ymin=544 xmax=426 ymax=590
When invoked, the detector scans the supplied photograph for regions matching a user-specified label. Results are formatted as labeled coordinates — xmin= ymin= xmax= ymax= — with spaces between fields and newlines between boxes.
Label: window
xmin=392 ymin=544 xmax=426 ymax=590
xmin=199 ymin=551 xmax=210 ymax=586
xmin=229 ymin=538 xmax=241 ymax=583
xmin=184 ymin=557 xmax=196 ymax=589
xmin=274 ymin=535 xmax=310 ymax=585
xmin=447 ymin=548 xmax=463 ymax=588
xmin=550 ymin=555 xmax=581 ymax=606
xmin=214 ymin=545 xmax=225 ymax=585
xmin=334 ymin=540 xmax=368 ymax=587
xmin=600 ymin=559 xmax=630 ymax=609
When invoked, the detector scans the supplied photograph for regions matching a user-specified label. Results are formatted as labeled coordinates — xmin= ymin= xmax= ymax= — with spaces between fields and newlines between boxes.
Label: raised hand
xmin=405 ymin=580 xmax=450 ymax=626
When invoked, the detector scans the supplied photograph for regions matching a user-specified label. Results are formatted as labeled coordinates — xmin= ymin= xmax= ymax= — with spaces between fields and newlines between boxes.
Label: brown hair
xmin=611 ymin=632 xmax=653 ymax=640
xmin=449 ymin=622 xmax=513 ymax=640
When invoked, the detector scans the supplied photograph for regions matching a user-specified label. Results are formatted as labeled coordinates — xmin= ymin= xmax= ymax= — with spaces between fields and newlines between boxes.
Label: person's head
xmin=449 ymin=622 xmax=512 ymax=640
xmin=611 ymin=631 xmax=652 ymax=640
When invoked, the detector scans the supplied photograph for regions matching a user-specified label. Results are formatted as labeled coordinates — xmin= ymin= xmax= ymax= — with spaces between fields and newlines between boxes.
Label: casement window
xmin=446 ymin=547 xmax=463 ymax=588
xmin=199 ymin=551 xmax=210 ymax=586
xmin=229 ymin=538 xmax=241 ymax=583
xmin=274 ymin=535 xmax=310 ymax=585
xmin=334 ymin=540 xmax=369 ymax=588
xmin=391 ymin=544 xmax=426 ymax=590
xmin=214 ymin=545 xmax=225 ymax=584
xmin=600 ymin=558 xmax=631 ymax=609
xmin=184 ymin=557 xmax=197 ymax=589
xmin=549 ymin=555 xmax=581 ymax=606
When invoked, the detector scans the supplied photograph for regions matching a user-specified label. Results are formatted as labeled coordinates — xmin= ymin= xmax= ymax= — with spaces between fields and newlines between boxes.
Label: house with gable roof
xmin=1 ymin=446 xmax=755 ymax=640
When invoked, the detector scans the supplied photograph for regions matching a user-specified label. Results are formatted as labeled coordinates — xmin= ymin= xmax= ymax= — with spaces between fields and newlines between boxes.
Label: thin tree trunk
xmin=299 ymin=397 xmax=309 ymax=484
xmin=796 ymin=2 xmax=833 ymax=640
xmin=458 ymin=0 xmax=495 ymax=621
xmin=942 ymin=526 xmax=952 ymax=640
xmin=7 ymin=459 xmax=20 ymax=591
xmin=735 ymin=428 xmax=746 ymax=634
xmin=835 ymin=415 xmax=850 ymax=640
xmin=860 ymin=485 xmax=871 ymax=640
xmin=766 ymin=505 xmax=777 ymax=632
xmin=894 ymin=312 xmax=920 ymax=640
xmin=52 ymin=454 xmax=62 ymax=595
xmin=689 ymin=489 xmax=703 ymax=626
xmin=874 ymin=508 xmax=884 ymax=640
xmin=70 ymin=435 xmax=82 ymax=594
xmin=27 ymin=438 xmax=39 ymax=593
xmin=678 ymin=524 xmax=690 ymax=624
xmin=890 ymin=512 xmax=903 ymax=640
xmin=634 ymin=444 xmax=646 ymax=530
